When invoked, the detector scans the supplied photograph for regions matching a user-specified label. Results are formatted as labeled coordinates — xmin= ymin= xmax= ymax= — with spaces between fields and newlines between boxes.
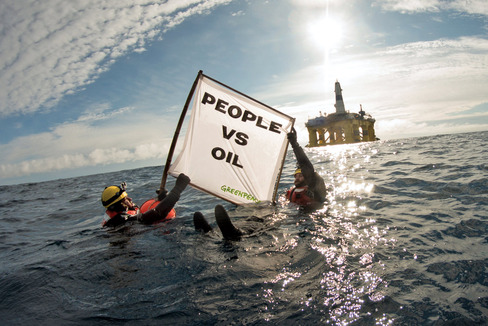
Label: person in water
xmin=193 ymin=205 xmax=244 ymax=241
xmin=101 ymin=173 xmax=190 ymax=228
xmin=193 ymin=129 xmax=327 ymax=240
xmin=286 ymin=128 xmax=327 ymax=207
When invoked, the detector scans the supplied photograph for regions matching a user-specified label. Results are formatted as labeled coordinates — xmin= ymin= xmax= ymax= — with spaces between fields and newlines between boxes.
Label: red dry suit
xmin=286 ymin=185 xmax=316 ymax=206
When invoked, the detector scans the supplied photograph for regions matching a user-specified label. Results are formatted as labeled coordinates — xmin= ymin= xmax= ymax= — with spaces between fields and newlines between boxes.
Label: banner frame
xmin=163 ymin=70 xmax=295 ymax=205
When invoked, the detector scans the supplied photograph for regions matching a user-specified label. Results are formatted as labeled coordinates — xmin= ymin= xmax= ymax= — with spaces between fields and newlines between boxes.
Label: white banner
xmin=168 ymin=74 xmax=294 ymax=204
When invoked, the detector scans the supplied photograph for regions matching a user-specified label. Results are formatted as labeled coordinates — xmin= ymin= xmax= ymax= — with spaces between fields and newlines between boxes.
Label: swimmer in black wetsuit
xmin=286 ymin=128 xmax=327 ymax=207
xmin=102 ymin=173 xmax=190 ymax=228
xmin=193 ymin=205 xmax=245 ymax=241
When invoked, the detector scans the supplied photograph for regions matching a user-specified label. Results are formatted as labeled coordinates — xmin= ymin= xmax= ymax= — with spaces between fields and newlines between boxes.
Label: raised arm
xmin=288 ymin=129 xmax=314 ymax=182
xmin=138 ymin=174 xmax=190 ymax=224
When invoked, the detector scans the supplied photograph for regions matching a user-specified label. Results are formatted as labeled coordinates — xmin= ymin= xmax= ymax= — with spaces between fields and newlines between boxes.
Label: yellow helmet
xmin=294 ymin=168 xmax=302 ymax=175
xmin=101 ymin=183 xmax=127 ymax=208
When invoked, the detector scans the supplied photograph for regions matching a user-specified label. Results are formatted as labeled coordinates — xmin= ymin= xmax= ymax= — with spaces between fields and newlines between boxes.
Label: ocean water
xmin=1 ymin=131 xmax=487 ymax=325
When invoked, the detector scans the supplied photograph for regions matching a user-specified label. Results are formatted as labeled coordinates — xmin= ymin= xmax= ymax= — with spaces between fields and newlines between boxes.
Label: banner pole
xmin=272 ymin=119 xmax=295 ymax=205
xmin=159 ymin=70 xmax=203 ymax=192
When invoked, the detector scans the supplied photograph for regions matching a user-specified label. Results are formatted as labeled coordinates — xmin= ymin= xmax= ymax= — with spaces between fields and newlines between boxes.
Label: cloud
xmin=376 ymin=118 xmax=488 ymax=140
xmin=372 ymin=0 xmax=441 ymax=13
xmin=76 ymin=104 xmax=135 ymax=123
xmin=372 ymin=0 xmax=488 ymax=15
xmin=0 ymin=0 xmax=232 ymax=117
xmin=448 ymin=0 xmax=488 ymax=15
xmin=0 ymin=103 xmax=175 ymax=179
xmin=259 ymin=36 xmax=488 ymax=140
xmin=0 ymin=144 xmax=166 ymax=179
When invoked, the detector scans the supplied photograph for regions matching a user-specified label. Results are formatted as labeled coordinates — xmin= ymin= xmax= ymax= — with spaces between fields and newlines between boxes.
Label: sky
xmin=1 ymin=0 xmax=487 ymax=185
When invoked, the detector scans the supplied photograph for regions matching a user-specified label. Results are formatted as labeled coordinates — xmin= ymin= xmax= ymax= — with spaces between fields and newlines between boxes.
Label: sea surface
xmin=1 ymin=131 xmax=488 ymax=325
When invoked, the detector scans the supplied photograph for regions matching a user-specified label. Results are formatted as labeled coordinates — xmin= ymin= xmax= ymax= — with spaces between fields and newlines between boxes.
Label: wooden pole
xmin=159 ymin=70 xmax=202 ymax=192
xmin=272 ymin=119 xmax=295 ymax=205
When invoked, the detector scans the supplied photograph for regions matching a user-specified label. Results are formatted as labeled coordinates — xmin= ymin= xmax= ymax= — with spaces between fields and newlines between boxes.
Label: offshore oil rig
xmin=306 ymin=81 xmax=377 ymax=147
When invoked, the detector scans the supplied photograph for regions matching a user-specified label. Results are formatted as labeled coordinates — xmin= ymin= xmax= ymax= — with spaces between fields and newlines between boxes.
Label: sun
xmin=307 ymin=15 xmax=344 ymax=51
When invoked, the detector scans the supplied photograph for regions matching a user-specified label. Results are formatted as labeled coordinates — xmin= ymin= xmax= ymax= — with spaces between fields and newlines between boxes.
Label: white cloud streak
xmin=373 ymin=0 xmax=488 ymax=15
xmin=0 ymin=0 xmax=232 ymax=117
xmin=0 ymin=145 xmax=166 ymax=179
xmin=0 ymin=107 xmax=172 ymax=179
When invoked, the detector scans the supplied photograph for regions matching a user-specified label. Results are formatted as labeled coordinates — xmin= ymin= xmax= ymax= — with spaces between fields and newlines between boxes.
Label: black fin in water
xmin=193 ymin=212 xmax=212 ymax=233
xmin=215 ymin=205 xmax=243 ymax=241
